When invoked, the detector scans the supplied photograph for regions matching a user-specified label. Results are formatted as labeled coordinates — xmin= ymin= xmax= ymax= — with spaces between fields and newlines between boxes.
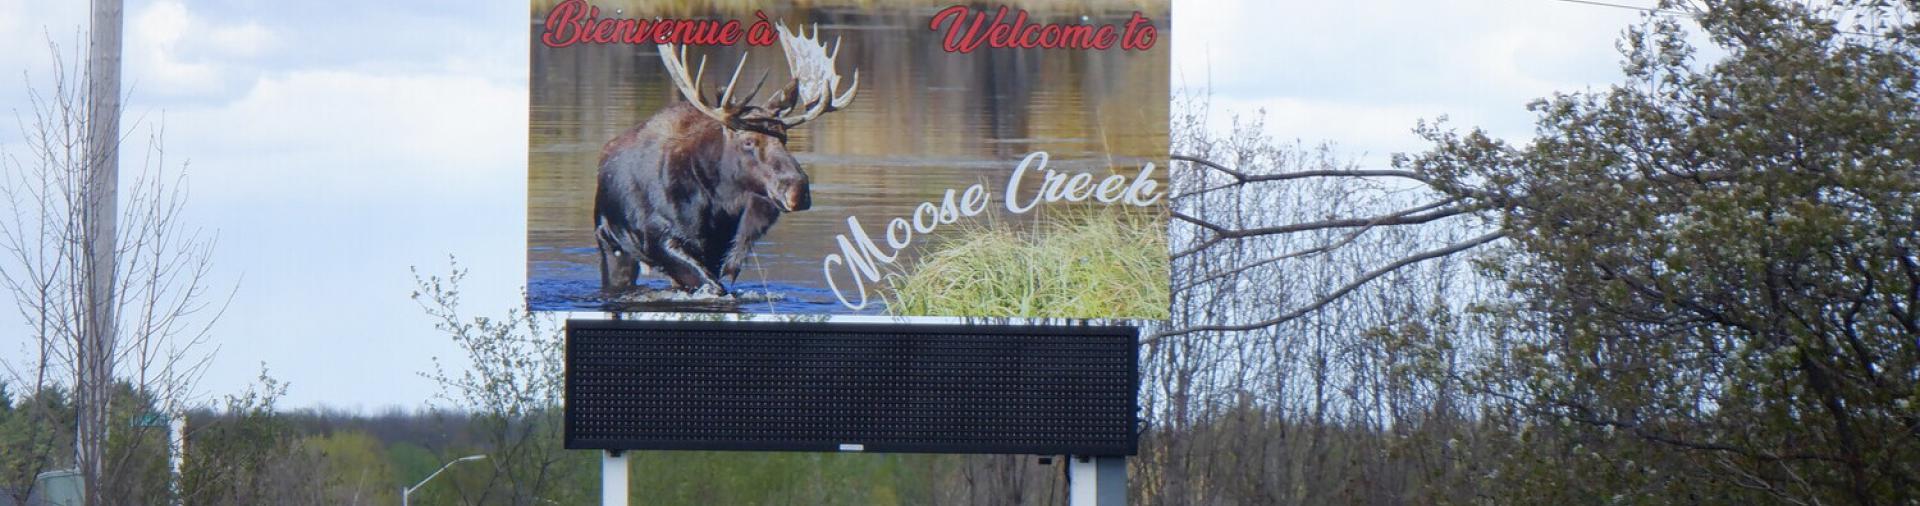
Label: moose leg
xmin=597 ymin=229 xmax=640 ymax=291
xmin=656 ymin=237 xmax=728 ymax=296
xmin=721 ymin=199 xmax=782 ymax=283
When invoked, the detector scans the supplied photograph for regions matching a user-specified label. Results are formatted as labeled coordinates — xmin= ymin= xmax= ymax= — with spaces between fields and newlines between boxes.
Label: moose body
xmin=594 ymin=103 xmax=807 ymax=295
xmin=594 ymin=25 xmax=857 ymax=296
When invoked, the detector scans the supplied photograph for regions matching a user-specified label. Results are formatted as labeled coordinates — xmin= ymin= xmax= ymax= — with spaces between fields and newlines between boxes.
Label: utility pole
xmin=80 ymin=0 xmax=122 ymax=503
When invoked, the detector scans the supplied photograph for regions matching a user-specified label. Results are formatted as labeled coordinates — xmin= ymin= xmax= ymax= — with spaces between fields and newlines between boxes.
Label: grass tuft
xmin=886 ymin=210 xmax=1168 ymax=319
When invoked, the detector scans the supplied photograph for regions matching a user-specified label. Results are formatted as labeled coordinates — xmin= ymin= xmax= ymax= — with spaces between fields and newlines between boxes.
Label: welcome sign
xmin=527 ymin=0 xmax=1171 ymax=319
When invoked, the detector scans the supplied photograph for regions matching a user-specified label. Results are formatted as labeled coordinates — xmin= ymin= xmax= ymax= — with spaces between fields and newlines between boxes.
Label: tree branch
xmin=1173 ymin=198 xmax=1462 ymax=291
xmin=1170 ymin=200 xmax=1475 ymax=259
xmin=1147 ymin=231 xmax=1505 ymax=343
xmin=1173 ymin=154 xmax=1431 ymax=184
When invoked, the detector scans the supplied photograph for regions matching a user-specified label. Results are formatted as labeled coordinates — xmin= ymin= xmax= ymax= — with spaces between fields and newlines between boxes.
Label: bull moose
xmin=595 ymin=25 xmax=858 ymax=296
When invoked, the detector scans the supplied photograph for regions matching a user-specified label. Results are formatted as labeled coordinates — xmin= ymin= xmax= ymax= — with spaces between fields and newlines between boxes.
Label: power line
xmin=1546 ymin=0 xmax=1893 ymax=39
xmin=1549 ymin=0 xmax=1695 ymax=17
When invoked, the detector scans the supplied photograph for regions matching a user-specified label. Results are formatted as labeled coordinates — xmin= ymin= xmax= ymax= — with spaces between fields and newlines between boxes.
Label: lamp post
xmin=401 ymin=454 xmax=486 ymax=506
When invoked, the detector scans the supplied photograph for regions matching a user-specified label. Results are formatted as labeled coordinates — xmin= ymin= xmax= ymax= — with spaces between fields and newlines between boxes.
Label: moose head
xmin=658 ymin=24 xmax=860 ymax=213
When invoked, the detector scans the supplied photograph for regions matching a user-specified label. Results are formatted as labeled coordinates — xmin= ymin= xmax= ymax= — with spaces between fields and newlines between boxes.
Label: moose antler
xmin=659 ymin=44 xmax=752 ymax=125
xmin=657 ymin=22 xmax=857 ymax=130
xmin=771 ymin=24 xmax=859 ymax=128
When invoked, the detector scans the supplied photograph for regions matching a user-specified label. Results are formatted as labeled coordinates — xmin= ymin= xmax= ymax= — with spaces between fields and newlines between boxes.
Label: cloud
xmin=129 ymin=0 xmax=277 ymax=97
xmin=1175 ymin=0 xmax=1639 ymax=96
xmin=203 ymin=22 xmax=275 ymax=58
xmin=131 ymin=67 xmax=528 ymax=410
xmin=0 ymin=0 xmax=87 ymax=143
xmin=157 ymin=69 xmax=526 ymax=202
xmin=1174 ymin=0 xmax=1650 ymax=165
xmin=1 ymin=0 xmax=533 ymax=410
xmin=0 ymin=0 xmax=21 ymax=50
xmin=1202 ymin=96 xmax=1444 ymax=160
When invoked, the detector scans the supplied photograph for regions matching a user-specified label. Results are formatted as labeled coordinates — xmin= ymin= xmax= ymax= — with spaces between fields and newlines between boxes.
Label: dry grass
xmin=885 ymin=210 xmax=1169 ymax=319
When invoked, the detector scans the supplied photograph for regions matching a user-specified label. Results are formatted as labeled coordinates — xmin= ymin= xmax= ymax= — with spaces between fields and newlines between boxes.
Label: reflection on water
xmin=528 ymin=7 xmax=1170 ymax=314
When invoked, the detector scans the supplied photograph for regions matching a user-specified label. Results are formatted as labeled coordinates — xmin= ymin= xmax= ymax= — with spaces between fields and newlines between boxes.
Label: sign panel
xmin=563 ymin=319 xmax=1139 ymax=455
xmin=528 ymin=0 xmax=1171 ymax=318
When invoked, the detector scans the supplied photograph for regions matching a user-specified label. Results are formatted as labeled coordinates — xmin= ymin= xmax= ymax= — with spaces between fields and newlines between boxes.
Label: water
xmin=528 ymin=7 xmax=1170 ymax=314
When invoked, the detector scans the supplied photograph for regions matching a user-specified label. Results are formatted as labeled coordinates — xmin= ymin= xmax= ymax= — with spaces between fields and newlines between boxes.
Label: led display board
xmin=564 ymin=319 xmax=1139 ymax=455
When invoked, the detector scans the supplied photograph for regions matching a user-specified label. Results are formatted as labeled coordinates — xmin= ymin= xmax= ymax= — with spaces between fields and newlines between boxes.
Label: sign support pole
xmin=1069 ymin=455 xmax=1127 ymax=506
xmin=168 ymin=415 xmax=185 ymax=506
xmin=602 ymin=450 xmax=629 ymax=505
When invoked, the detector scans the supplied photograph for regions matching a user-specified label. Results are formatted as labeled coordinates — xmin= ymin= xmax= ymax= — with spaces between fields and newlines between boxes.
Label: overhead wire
xmin=1544 ymin=0 xmax=1895 ymax=38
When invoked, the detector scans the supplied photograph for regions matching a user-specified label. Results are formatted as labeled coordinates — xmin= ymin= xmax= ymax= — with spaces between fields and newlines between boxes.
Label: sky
xmin=0 ymin=0 xmax=1663 ymax=410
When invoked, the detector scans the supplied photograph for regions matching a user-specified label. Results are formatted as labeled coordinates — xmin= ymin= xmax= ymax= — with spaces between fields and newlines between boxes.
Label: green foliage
xmin=887 ymin=211 xmax=1171 ymax=319
xmin=179 ymin=365 xmax=310 ymax=505
xmin=386 ymin=442 xmax=441 ymax=492
xmin=305 ymin=431 xmax=398 ymax=504
xmin=0 ymin=383 xmax=72 ymax=504
xmin=0 ymin=380 xmax=194 ymax=504
xmin=1399 ymin=0 xmax=1920 ymax=502
xmin=102 ymin=383 xmax=172 ymax=503
xmin=619 ymin=452 xmax=946 ymax=505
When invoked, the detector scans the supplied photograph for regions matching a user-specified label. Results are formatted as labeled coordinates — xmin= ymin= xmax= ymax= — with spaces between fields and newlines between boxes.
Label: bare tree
xmin=1130 ymin=89 xmax=1499 ymax=504
xmin=0 ymin=36 xmax=228 ymax=503
xmin=412 ymin=259 xmax=574 ymax=505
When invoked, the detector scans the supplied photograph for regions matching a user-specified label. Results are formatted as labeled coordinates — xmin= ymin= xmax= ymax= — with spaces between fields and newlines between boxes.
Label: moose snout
xmin=779 ymin=175 xmax=811 ymax=212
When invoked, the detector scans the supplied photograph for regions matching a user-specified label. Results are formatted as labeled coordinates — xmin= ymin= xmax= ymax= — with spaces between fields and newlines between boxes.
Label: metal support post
xmin=1069 ymin=455 xmax=1127 ymax=506
xmin=602 ymin=450 xmax=630 ymax=505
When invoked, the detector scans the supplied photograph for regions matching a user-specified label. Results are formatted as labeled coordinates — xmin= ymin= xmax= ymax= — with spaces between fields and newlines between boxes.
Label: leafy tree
xmin=1393 ymin=0 xmax=1920 ymax=502
xmin=177 ymin=366 xmax=330 ymax=505
xmin=304 ymin=431 xmax=398 ymax=505
xmin=1150 ymin=0 xmax=1917 ymax=503
xmin=0 ymin=383 xmax=72 ymax=503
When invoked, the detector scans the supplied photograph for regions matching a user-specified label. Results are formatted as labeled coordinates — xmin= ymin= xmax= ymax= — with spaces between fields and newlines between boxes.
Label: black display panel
xmin=564 ymin=319 xmax=1138 ymax=456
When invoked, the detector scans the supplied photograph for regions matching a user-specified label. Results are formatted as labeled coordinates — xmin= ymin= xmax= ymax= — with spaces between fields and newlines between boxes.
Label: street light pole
xmin=401 ymin=454 xmax=486 ymax=506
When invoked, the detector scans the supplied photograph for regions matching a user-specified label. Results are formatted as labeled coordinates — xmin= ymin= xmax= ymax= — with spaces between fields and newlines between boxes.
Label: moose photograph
xmin=527 ymin=1 xmax=1171 ymax=317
